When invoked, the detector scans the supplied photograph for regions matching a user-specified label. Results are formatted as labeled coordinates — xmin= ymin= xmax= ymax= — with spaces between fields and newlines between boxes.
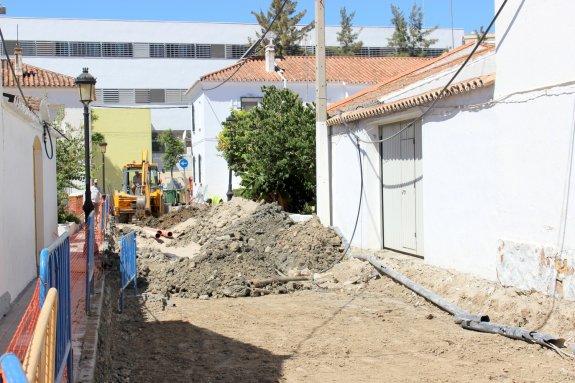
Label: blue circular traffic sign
xmin=179 ymin=158 xmax=189 ymax=169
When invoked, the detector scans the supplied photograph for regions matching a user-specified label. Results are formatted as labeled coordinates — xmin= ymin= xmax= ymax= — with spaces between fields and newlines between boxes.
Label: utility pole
xmin=315 ymin=0 xmax=331 ymax=225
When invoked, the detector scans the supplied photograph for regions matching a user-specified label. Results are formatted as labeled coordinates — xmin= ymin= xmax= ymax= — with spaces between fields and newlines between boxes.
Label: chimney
xmin=265 ymin=35 xmax=276 ymax=73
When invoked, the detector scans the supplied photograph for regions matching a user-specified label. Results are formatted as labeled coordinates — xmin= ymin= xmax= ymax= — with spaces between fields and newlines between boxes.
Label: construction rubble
xmin=126 ymin=199 xmax=344 ymax=299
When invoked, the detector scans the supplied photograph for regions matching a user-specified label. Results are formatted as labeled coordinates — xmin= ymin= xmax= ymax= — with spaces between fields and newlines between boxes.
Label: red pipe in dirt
xmin=158 ymin=230 xmax=173 ymax=239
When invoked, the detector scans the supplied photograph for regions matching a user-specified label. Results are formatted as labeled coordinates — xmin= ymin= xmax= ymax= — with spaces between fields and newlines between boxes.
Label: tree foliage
xmin=388 ymin=4 xmax=437 ymax=56
xmin=336 ymin=7 xmax=363 ymax=55
xmin=252 ymin=0 xmax=314 ymax=57
xmin=218 ymin=86 xmax=316 ymax=212
xmin=158 ymin=130 xmax=185 ymax=177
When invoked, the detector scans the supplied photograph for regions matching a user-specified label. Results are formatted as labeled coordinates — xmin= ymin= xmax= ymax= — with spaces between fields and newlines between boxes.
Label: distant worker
xmin=132 ymin=171 xmax=142 ymax=194
xmin=188 ymin=176 xmax=194 ymax=204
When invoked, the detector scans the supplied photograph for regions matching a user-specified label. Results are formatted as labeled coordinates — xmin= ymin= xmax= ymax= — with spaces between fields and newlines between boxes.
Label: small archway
xmin=33 ymin=137 xmax=44 ymax=266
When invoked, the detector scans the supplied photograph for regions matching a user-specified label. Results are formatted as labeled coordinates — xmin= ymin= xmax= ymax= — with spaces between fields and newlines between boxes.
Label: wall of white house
xmin=495 ymin=0 xmax=575 ymax=98
xmin=192 ymin=81 xmax=365 ymax=200
xmin=329 ymin=82 xmax=575 ymax=295
xmin=0 ymin=99 xmax=57 ymax=316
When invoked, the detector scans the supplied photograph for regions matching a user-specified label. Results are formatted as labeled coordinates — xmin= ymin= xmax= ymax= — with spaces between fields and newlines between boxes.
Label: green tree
xmin=407 ymin=4 xmax=438 ymax=56
xmin=336 ymin=7 xmax=363 ymax=55
xmin=158 ymin=130 xmax=185 ymax=178
xmin=252 ymin=0 xmax=314 ymax=57
xmin=388 ymin=4 xmax=409 ymax=56
xmin=388 ymin=4 xmax=437 ymax=56
xmin=56 ymin=124 xmax=84 ymax=222
xmin=218 ymin=86 xmax=316 ymax=212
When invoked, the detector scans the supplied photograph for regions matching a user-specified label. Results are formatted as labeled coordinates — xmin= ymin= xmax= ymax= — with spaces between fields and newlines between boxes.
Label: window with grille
xmin=196 ymin=44 xmax=211 ymax=58
xmin=241 ymin=97 xmax=262 ymax=110
xmin=149 ymin=89 xmax=166 ymax=104
xmin=55 ymin=42 xmax=70 ymax=56
xmin=225 ymin=44 xmax=248 ymax=59
xmin=166 ymin=43 xmax=195 ymax=58
xmin=149 ymin=43 xmax=165 ymax=58
xmin=135 ymin=89 xmax=150 ymax=103
xmin=70 ymin=42 xmax=101 ymax=57
xmin=102 ymin=89 xmax=120 ymax=103
xmin=102 ymin=42 xmax=133 ymax=57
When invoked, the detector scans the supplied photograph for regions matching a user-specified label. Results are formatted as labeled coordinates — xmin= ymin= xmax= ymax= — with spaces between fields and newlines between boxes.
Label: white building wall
xmin=331 ymin=124 xmax=382 ymax=250
xmin=2 ymin=17 xmax=462 ymax=49
xmin=495 ymin=0 xmax=575 ymax=98
xmin=0 ymin=100 xmax=57 ymax=316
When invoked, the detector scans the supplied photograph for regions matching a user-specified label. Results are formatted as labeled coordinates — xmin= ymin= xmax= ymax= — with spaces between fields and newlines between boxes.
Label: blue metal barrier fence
xmin=119 ymin=231 xmax=138 ymax=311
xmin=0 ymin=353 xmax=27 ymax=383
xmin=86 ymin=212 xmax=95 ymax=314
xmin=39 ymin=233 xmax=73 ymax=383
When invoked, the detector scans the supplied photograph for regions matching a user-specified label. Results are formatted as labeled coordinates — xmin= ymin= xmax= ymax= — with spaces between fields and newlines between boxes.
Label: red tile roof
xmin=328 ymin=74 xmax=495 ymax=126
xmin=328 ymin=42 xmax=495 ymax=119
xmin=200 ymin=55 xmax=431 ymax=85
xmin=2 ymin=60 xmax=76 ymax=88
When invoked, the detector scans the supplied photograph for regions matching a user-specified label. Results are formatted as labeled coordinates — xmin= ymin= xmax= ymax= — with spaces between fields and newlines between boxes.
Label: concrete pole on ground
xmin=315 ymin=0 xmax=332 ymax=225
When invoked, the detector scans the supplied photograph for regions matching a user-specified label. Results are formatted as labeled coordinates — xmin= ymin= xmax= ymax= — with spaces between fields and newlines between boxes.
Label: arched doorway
xmin=33 ymin=137 xmax=44 ymax=266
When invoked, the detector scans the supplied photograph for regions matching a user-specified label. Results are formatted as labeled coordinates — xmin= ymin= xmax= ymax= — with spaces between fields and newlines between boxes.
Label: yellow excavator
xmin=113 ymin=150 xmax=164 ymax=223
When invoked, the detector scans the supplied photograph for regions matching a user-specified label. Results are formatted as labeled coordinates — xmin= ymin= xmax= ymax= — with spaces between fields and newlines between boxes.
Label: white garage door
xmin=381 ymin=120 xmax=424 ymax=256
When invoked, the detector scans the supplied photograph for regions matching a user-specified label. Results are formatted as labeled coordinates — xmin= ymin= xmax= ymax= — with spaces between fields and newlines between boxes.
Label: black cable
xmin=318 ymin=132 xmax=363 ymax=273
xmin=332 ymin=0 xmax=510 ymax=273
xmin=353 ymin=0 xmax=509 ymax=144
xmin=43 ymin=122 xmax=54 ymax=159
xmin=202 ymin=0 xmax=289 ymax=92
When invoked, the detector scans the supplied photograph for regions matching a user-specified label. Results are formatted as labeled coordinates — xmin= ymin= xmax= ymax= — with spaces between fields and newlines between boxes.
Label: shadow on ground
xmin=96 ymin=259 xmax=287 ymax=383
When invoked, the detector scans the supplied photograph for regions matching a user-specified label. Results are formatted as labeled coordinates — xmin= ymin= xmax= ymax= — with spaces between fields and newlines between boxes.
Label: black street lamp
xmin=75 ymin=68 xmax=97 ymax=223
xmin=99 ymin=141 xmax=108 ymax=195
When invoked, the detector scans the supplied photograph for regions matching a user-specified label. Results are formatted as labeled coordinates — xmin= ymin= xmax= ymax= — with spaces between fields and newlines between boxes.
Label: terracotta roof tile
xmin=2 ymin=60 xmax=76 ymax=88
xmin=328 ymin=42 xmax=495 ymax=116
xmin=327 ymin=74 xmax=495 ymax=126
xmin=200 ymin=55 xmax=431 ymax=85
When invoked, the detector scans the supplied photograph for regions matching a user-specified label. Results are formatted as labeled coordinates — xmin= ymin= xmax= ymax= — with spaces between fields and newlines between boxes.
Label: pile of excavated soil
xmin=137 ymin=205 xmax=208 ymax=230
xmin=138 ymin=203 xmax=344 ymax=299
xmin=169 ymin=198 xmax=259 ymax=247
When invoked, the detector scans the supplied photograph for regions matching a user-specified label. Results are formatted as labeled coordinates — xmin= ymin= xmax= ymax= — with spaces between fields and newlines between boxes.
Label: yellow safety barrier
xmin=23 ymin=288 xmax=58 ymax=383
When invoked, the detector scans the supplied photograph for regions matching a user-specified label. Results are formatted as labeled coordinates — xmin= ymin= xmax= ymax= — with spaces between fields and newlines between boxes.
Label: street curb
xmin=75 ymin=273 xmax=106 ymax=383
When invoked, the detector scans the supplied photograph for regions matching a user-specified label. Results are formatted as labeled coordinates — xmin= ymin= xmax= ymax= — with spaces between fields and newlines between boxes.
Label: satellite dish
xmin=39 ymin=99 xmax=52 ymax=123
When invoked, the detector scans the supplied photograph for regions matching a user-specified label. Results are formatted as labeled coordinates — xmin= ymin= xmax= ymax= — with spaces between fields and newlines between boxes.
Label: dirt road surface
xmin=98 ymin=272 xmax=575 ymax=383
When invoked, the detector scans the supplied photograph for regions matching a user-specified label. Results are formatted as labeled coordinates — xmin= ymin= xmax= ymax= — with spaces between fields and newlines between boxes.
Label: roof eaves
xmin=327 ymin=74 xmax=495 ymax=126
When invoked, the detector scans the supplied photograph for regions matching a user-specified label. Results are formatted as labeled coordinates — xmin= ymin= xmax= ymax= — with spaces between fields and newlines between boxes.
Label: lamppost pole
xmin=100 ymin=141 xmax=107 ymax=195
xmin=75 ymin=67 xmax=97 ymax=223
xmin=82 ymin=104 xmax=93 ymax=223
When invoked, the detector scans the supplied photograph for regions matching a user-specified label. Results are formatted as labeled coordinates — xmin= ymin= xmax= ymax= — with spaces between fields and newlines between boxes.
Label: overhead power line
xmin=202 ymin=0 xmax=289 ymax=92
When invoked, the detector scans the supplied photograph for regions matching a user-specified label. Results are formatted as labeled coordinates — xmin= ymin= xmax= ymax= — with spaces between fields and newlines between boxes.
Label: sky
xmin=1 ymin=1 xmax=493 ymax=33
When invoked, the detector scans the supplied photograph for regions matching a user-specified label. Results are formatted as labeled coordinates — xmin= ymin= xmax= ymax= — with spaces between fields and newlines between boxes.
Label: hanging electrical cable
xmin=350 ymin=0 xmax=509 ymax=145
xmin=334 ymin=0 xmax=510 ymax=269
xmin=318 ymin=130 xmax=363 ymax=273
xmin=201 ymin=0 xmax=290 ymax=92
xmin=42 ymin=122 xmax=54 ymax=159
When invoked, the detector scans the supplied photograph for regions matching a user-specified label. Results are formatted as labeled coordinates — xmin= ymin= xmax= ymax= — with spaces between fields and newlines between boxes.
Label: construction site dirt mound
xmin=136 ymin=205 xmax=208 ymax=230
xmin=169 ymin=198 xmax=259 ymax=247
xmin=138 ymin=203 xmax=344 ymax=299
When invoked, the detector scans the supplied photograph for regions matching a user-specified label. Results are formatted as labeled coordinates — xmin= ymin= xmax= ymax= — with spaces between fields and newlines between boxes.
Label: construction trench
xmin=94 ymin=199 xmax=575 ymax=382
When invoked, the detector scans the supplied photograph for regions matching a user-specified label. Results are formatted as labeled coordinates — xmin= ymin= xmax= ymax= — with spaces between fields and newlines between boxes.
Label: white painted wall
xmin=495 ymin=0 xmax=575 ymax=98
xmin=2 ymin=17 xmax=462 ymax=49
xmin=191 ymin=81 xmax=364 ymax=201
xmin=0 ymin=98 xmax=57 ymax=315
